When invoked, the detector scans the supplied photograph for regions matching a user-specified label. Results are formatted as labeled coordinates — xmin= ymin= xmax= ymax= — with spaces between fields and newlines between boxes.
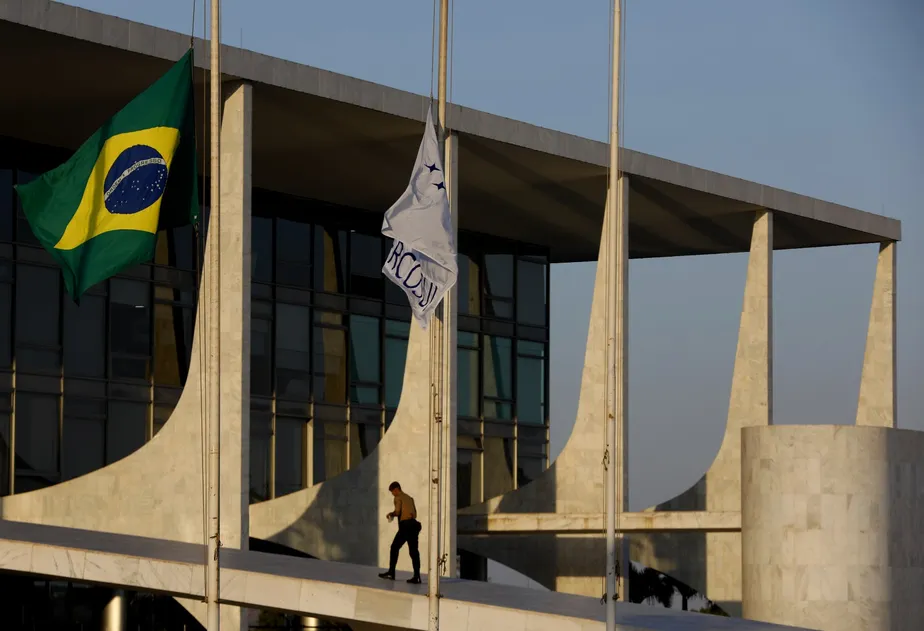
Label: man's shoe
xmin=378 ymin=572 xmax=395 ymax=580
xmin=407 ymin=575 xmax=422 ymax=584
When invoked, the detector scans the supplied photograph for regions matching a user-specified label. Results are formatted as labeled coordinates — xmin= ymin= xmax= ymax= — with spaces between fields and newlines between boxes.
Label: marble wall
xmin=742 ymin=425 xmax=924 ymax=631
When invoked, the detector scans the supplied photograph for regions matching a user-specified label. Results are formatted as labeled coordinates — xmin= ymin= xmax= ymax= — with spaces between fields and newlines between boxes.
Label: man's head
xmin=388 ymin=481 xmax=401 ymax=496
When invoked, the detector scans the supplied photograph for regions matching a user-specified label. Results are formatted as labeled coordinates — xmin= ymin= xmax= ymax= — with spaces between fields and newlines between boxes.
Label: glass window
xmin=0 ymin=281 xmax=13 ymax=369
xmin=458 ymin=332 xmax=479 ymax=418
xmin=275 ymin=416 xmax=305 ymax=497
xmin=483 ymin=336 xmax=512 ymax=420
xmin=517 ymin=456 xmax=544 ymax=487
xmin=153 ymin=403 xmax=173 ymax=436
xmin=516 ymin=352 xmax=545 ymax=425
xmin=457 ymin=441 xmax=482 ymax=509
xmin=251 ymin=314 xmax=273 ymax=396
xmin=350 ymin=422 xmax=380 ymax=466
xmin=314 ymin=226 xmax=347 ymax=294
xmin=457 ymin=254 xmax=480 ymax=316
xmin=0 ymin=408 xmax=9 ymax=495
xmin=313 ymin=420 xmax=347 ymax=484
xmin=350 ymin=232 xmax=383 ymax=299
xmin=62 ymin=399 xmax=105 ymax=480
xmin=276 ymin=303 xmax=311 ymax=400
xmin=15 ymin=392 xmax=59 ymax=475
xmin=152 ymin=303 xmax=193 ymax=387
xmin=15 ymin=171 xmax=38 ymax=245
xmin=16 ymin=264 xmax=60 ymax=373
xmin=384 ymin=320 xmax=409 ymax=409
xmin=250 ymin=409 xmax=272 ymax=502
xmin=483 ymin=436 xmax=514 ymax=499
xmin=276 ymin=219 xmax=312 ymax=287
xmin=517 ymin=258 xmax=547 ymax=326
xmin=106 ymin=401 xmax=147 ymax=464
xmin=313 ymin=314 xmax=346 ymax=404
xmin=349 ymin=315 xmax=380 ymax=404
xmin=110 ymin=279 xmax=151 ymax=380
xmin=484 ymin=254 xmax=513 ymax=319
xmin=0 ymin=169 xmax=12 ymax=242
xmin=63 ymin=295 xmax=106 ymax=378
xmin=252 ymin=216 xmax=274 ymax=283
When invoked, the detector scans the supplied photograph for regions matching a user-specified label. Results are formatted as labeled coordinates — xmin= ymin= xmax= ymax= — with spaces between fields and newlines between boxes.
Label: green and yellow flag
xmin=16 ymin=50 xmax=199 ymax=301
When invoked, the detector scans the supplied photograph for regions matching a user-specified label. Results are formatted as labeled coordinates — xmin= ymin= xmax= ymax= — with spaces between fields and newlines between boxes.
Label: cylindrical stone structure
xmin=742 ymin=425 xmax=924 ymax=631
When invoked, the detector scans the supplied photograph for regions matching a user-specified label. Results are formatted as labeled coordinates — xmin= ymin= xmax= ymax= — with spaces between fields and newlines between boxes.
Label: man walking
xmin=378 ymin=481 xmax=422 ymax=584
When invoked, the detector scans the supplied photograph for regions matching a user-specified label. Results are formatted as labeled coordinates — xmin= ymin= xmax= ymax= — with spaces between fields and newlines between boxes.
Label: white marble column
xmin=218 ymin=80 xmax=252 ymax=631
xmin=856 ymin=241 xmax=897 ymax=428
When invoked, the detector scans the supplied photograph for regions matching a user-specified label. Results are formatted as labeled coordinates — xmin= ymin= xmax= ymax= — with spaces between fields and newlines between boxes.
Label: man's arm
xmin=389 ymin=495 xmax=401 ymax=519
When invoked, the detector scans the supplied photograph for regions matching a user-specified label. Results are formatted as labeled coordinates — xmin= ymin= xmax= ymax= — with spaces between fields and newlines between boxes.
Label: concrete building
xmin=0 ymin=2 xmax=917 ymax=630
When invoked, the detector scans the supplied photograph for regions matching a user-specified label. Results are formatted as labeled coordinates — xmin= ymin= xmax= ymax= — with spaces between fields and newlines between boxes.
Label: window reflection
xmin=62 ymin=398 xmax=105 ymax=480
xmin=313 ymin=312 xmax=346 ymax=404
xmin=484 ymin=254 xmax=513 ymax=319
xmin=384 ymin=320 xmax=409 ymax=410
xmin=252 ymin=216 xmax=274 ymax=283
xmin=314 ymin=226 xmax=347 ymax=294
xmin=349 ymin=315 xmax=379 ymax=404
xmin=16 ymin=264 xmax=60 ymax=373
xmin=350 ymin=232 xmax=383 ymax=299
xmin=457 ymin=254 xmax=480 ymax=315
xmin=517 ymin=341 xmax=545 ymax=425
xmin=106 ymin=401 xmax=147 ymax=464
xmin=483 ymin=336 xmax=512 ymax=420
xmin=110 ymin=280 xmax=151 ymax=380
xmin=15 ymin=392 xmax=59 ymax=488
xmin=458 ymin=332 xmax=479 ymax=418
xmin=517 ymin=257 xmax=547 ymax=326
xmin=483 ymin=436 xmax=514 ymax=499
xmin=275 ymin=416 xmax=304 ymax=497
xmin=313 ymin=419 xmax=347 ymax=484
xmin=250 ymin=409 xmax=272 ymax=502
xmin=276 ymin=219 xmax=311 ymax=287
xmin=64 ymin=295 xmax=106 ymax=378
xmin=350 ymin=422 xmax=380 ymax=466
xmin=276 ymin=303 xmax=311 ymax=400
xmin=0 ymin=169 xmax=12 ymax=243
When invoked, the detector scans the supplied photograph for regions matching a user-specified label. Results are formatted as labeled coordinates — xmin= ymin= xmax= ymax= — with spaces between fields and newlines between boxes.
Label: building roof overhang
xmin=0 ymin=0 xmax=901 ymax=262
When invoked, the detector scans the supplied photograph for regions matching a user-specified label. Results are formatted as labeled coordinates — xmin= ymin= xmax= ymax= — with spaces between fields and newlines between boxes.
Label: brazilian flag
xmin=15 ymin=50 xmax=199 ymax=301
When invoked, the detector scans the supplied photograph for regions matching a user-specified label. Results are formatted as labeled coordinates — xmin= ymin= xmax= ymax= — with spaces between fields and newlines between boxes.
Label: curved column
xmin=631 ymin=209 xmax=773 ymax=615
xmin=0 ymin=81 xmax=254 ymax=631
xmin=457 ymin=186 xmax=622 ymax=596
xmin=856 ymin=241 xmax=897 ymax=428
xmin=742 ymin=425 xmax=924 ymax=630
xmin=249 ymin=318 xmax=433 ymax=574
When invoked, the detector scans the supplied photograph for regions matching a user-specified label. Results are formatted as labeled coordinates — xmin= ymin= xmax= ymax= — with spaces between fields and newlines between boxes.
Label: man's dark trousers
xmin=389 ymin=518 xmax=421 ymax=575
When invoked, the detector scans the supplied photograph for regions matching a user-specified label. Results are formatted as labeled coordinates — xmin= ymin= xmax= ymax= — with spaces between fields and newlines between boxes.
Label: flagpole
xmin=428 ymin=1 xmax=449 ymax=630
xmin=206 ymin=0 xmax=222 ymax=629
xmin=605 ymin=0 xmax=626 ymax=629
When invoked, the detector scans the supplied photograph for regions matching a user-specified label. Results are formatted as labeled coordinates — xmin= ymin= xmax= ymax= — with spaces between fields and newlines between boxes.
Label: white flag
xmin=381 ymin=106 xmax=458 ymax=328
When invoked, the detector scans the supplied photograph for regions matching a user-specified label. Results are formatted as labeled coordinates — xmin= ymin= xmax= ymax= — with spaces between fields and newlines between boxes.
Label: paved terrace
xmin=0 ymin=520 xmax=807 ymax=631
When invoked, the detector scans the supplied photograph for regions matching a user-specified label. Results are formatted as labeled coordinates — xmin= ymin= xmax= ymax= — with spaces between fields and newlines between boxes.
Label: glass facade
xmin=0 ymin=139 xmax=550 ymax=510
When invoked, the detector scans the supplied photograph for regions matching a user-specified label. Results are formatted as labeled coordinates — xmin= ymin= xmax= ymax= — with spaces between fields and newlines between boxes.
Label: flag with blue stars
xmin=381 ymin=105 xmax=458 ymax=328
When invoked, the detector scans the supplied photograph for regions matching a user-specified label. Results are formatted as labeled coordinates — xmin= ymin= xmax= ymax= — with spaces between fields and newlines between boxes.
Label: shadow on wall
xmin=255 ymin=447 xmax=380 ymax=565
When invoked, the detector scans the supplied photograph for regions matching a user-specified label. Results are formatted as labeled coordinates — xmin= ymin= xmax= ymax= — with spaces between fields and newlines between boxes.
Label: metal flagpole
xmin=605 ymin=0 xmax=626 ymax=629
xmin=206 ymin=0 xmax=222 ymax=628
xmin=427 ymin=2 xmax=449 ymax=629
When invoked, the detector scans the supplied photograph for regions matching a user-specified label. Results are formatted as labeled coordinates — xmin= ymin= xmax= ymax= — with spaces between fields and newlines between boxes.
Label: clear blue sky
xmin=62 ymin=0 xmax=923 ymax=510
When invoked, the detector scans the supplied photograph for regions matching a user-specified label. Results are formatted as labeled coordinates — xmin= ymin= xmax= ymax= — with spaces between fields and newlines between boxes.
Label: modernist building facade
xmin=0 ymin=161 xmax=550 ymax=508
xmin=0 ymin=3 xmax=917 ymax=631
